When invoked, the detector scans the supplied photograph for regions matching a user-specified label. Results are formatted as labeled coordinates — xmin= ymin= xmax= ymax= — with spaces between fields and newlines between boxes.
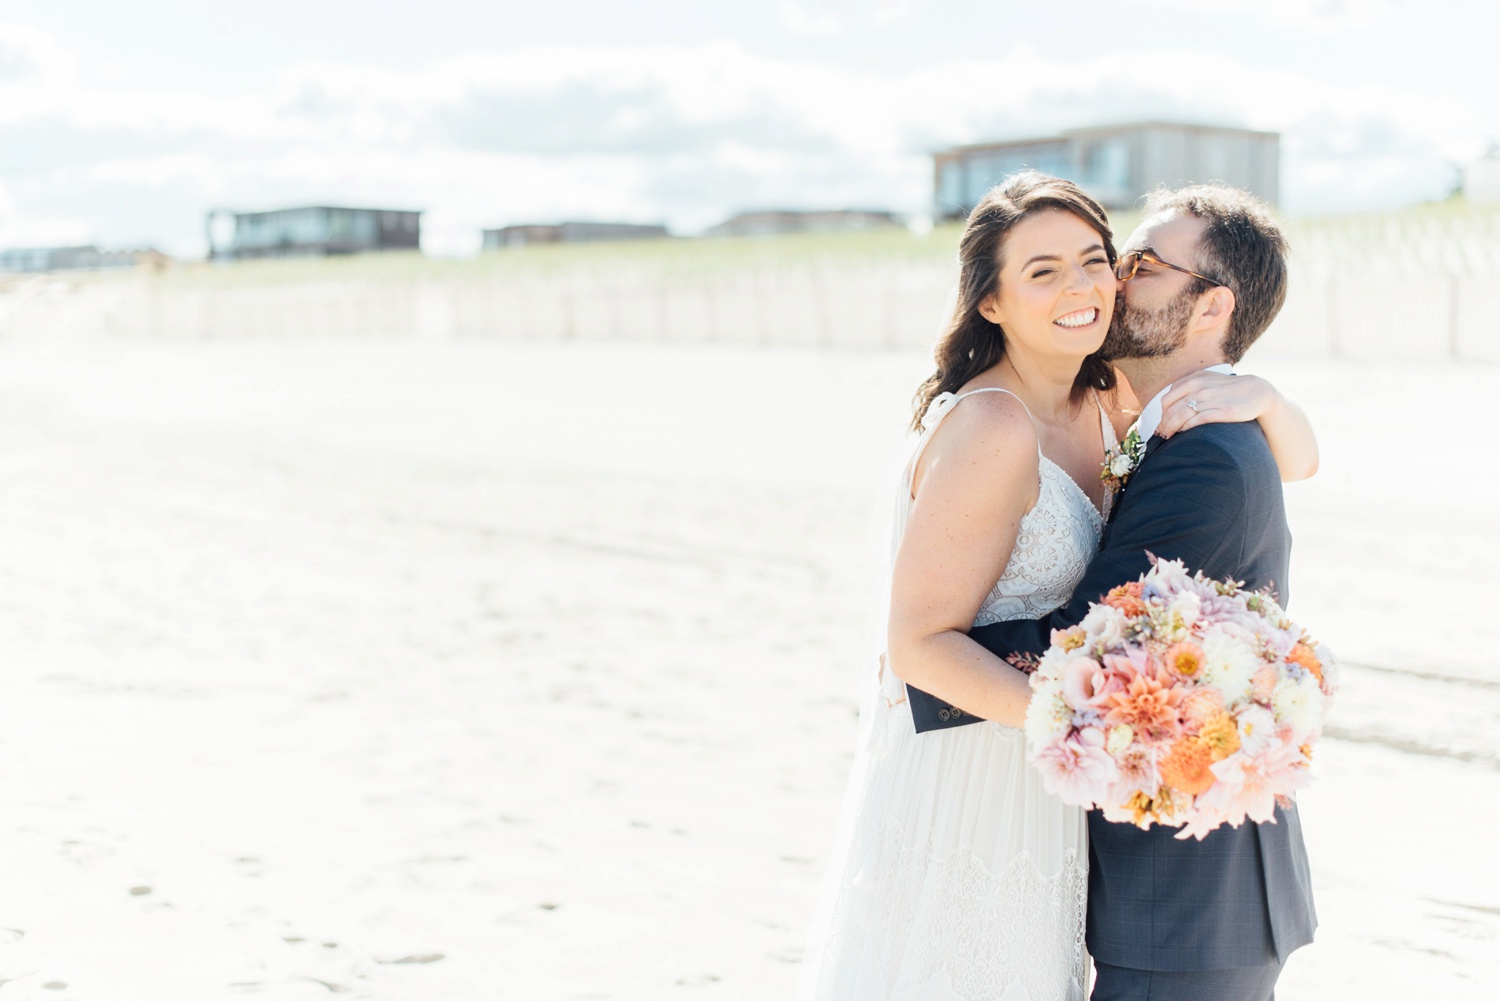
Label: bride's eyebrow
xmin=1020 ymin=244 xmax=1107 ymax=268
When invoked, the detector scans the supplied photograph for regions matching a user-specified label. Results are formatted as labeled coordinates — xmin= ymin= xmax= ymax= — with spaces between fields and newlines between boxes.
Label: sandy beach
xmin=0 ymin=335 xmax=1494 ymax=999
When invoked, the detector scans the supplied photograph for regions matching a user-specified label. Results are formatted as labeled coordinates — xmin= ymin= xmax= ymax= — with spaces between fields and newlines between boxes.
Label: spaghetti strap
xmin=919 ymin=387 xmax=1039 ymax=449
xmin=910 ymin=388 xmax=1042 ymax=494
xmin=1092 ymin=389 xmax=1118 ymax=452
xmin=955 ymin=387 xmax=1033 ymax=420
xmin=953 ymin=388 xmax=1040 ymax=456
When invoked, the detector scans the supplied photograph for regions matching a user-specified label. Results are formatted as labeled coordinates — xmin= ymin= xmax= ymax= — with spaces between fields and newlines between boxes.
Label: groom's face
xmin=1102 ymin=213 xmax=1210 ymax=360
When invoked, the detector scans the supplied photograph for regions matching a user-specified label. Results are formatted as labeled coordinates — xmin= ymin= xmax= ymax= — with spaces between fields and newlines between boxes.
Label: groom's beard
xmin=1102 ymin=286 xmax=1198 ymax=360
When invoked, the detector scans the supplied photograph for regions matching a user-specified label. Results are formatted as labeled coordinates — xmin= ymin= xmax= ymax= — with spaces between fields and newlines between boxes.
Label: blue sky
xmin=0 ymin=0 xmax=1493 ymax=256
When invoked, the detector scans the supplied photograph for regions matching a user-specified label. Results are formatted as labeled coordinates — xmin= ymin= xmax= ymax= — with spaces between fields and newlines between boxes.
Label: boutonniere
xmin=1100 ymin=426 xmax=1146 ymax=492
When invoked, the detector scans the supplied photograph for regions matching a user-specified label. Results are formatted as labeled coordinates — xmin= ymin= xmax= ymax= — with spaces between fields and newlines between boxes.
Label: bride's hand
xmin=1158 ymin=371 xmax=1319 ymax=481
xmin=1157 ymin=371 xmax=1278 ymax=438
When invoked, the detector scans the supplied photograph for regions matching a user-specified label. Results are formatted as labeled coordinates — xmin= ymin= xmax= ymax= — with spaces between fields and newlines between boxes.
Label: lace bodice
xmin=897 ymin=388 xmax=1113 ymax=628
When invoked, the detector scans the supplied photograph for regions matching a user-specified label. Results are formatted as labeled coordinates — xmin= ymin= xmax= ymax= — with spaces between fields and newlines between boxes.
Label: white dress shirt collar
xmin=1134 ymin=364 xmax=1235 ymax=441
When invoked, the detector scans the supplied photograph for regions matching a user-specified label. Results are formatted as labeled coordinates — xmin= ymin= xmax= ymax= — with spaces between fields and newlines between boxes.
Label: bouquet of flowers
xmin=1024 ymin=556 xmax=1337 ymax=840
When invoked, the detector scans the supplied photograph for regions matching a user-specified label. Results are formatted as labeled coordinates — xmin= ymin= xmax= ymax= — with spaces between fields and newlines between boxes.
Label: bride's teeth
xmin=1055 ymin=308 xmax=1096 ymax=328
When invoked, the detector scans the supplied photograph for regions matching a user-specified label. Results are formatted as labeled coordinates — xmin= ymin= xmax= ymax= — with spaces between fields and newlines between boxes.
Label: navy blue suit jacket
xmin=914 ymin=421 xmax=1317 ymax=971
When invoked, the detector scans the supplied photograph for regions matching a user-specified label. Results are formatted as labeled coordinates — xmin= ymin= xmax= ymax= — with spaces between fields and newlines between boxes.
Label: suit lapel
xmin=1103 ymin=433 xmax=1168 ymax=534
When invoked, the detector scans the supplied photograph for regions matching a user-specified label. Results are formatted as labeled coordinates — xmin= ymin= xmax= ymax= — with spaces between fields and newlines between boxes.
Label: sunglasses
xmin=1114 ymin=249 xmax=1224 ymax=287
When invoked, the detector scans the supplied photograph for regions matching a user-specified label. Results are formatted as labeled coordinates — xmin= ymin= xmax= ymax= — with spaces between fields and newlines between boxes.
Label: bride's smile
xmin=1054 ymin=306 xmax=1099 ymax=328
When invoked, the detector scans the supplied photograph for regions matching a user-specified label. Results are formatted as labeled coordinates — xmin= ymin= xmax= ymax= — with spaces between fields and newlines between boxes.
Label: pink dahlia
xmin=1033 ymin=728 xmax=1117 ymax=806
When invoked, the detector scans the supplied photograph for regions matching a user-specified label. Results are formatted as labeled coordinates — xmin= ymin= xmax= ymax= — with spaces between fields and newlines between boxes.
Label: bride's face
xmin=978 ymin=208 xmax=1116 ymax=361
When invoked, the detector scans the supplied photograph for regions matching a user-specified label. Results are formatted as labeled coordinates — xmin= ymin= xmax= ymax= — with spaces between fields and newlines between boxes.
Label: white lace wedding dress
xmin=801 ymin=388 xmax=1115 ymax=1001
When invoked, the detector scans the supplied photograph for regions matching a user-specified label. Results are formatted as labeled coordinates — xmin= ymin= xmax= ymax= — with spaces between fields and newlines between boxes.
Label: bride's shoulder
xmin=922 ymin=389 xmax=1039 ymax=467
xmin=912 ymin=391 xmax=1039 ymax=506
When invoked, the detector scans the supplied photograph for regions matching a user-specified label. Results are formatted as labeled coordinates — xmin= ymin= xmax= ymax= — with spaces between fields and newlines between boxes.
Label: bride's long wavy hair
xmin=911 ymin=172 xmax=1118 ymax=431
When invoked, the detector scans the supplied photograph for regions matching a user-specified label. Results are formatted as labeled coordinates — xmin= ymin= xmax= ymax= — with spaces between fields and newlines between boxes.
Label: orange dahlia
xmin=1197 ymin=711 xmax=1242 ymax=761
xmin=1103 ymin=668 xmax=1186 ymax=743
xmin=1159 ymin=736 xmax=1216 ymax=796
xmin=1103 ymin=581 xmax=1149 ymax=617
xmin=1287 ymin=642 xmax=1323 ymax=683
xmin=1181 ymin=687 xmax=1225 ymax=729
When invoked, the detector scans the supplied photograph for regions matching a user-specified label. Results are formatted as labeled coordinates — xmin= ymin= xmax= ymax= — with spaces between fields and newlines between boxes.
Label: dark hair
xmin=1141 ymin=184 xmax=1288 ymax=363
xmin=911 ymin=171 xmax=1117 ymax=432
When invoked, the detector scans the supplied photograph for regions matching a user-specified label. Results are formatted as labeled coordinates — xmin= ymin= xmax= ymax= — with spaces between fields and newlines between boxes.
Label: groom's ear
xmin=1194 ymin=285 xmax=1235 ymax=333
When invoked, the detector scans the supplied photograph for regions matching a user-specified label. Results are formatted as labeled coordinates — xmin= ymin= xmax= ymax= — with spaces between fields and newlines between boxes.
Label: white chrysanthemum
xmin=1256 ymin=594 xmax=1287 ymax=623
xmin=1271 ymin=674 xmax=1324 ymax=741
xmin=1106 ymin=724 xmax=1135 ymax=756
xmin=1031 ymin=669 xmax=1065 ymax=699
xmin=1081 ymin=603 xmax=1127 ymax=647
xmin=1036 ymin=646 xmax=1069 ymax=678
xmin=1236 ymin=705 xmax=1279 ymax=755
xmin=1260 ymin=626 xmax=1296 ymax=660
xmin=1168 ymin=592 xmax=1201 ymax=630
xmin=1199 ymin=628 xmax=1261 ymax=705
xmin=1025 ymin=690 xmax=1073 ymax=746
xmin=1148 ymin=558 xmax=1193 ymax=594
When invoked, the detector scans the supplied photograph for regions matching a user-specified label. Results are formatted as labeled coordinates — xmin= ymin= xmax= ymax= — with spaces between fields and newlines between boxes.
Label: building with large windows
xmin=932 ymin=122 xmax=1280 ymax=219
xmin=482 ymin=221 xmax=669 ymax=248
xmin=206 ymin=206 xmax=422 ymax=260
xmin=0 ymin=245 xmax=169 ymax=273
xmin=703 ymin=209 xmax=901 ymax=238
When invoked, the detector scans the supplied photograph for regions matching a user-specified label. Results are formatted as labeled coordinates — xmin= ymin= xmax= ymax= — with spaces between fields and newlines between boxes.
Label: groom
xmin=929 ymin=184 xmax=1316 ymax=999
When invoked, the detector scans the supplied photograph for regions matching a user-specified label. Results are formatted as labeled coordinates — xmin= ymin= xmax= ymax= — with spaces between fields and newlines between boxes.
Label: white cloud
xmin=0 ymin=177 xmax=92 ymax=247
xmin=778 ymin=1 xmax=845 ymax=36
xmin=0 ymin=21 xmax=76 ymax=84
xmin=0 ymin=20 xmax=1490 ymax=257
xmin=870 ymin=0 xmax=918 ymax=26
xmin=1161 ymin=0 xmax=1398 ymax=32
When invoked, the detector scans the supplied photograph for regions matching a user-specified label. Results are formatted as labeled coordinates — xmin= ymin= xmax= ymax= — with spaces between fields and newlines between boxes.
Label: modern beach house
xmin=932 ymin=122 xmax=1280 ymax=219
xmin=482 ymin=222 xmax=669 ymax=248
xmin=206 ymin=206 xmax=422 ymax=260
xmin=703 ymin=209 xmax=902 ymax=237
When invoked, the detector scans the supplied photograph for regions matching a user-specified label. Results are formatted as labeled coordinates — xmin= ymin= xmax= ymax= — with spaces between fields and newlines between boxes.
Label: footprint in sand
xmin=297 ymin=977 xmax=347 ymax=993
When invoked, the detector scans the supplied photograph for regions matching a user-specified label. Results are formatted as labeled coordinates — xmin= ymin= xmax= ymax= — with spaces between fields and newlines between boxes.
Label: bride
xmin=800 ymin=172 xmax=1317 ymax=1000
